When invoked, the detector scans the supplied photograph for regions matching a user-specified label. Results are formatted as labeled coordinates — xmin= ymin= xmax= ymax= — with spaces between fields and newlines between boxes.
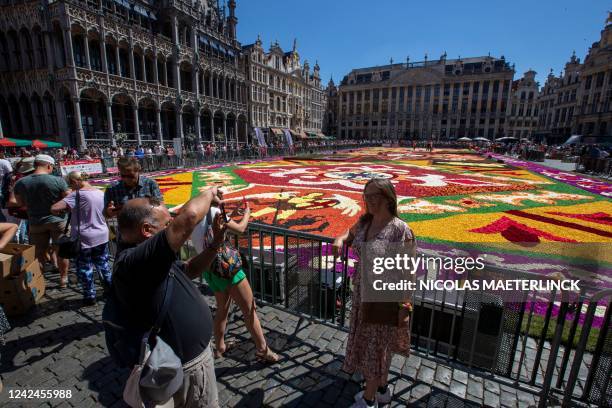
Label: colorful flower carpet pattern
xmin=92 ymin=148 xmax=611 ymax=325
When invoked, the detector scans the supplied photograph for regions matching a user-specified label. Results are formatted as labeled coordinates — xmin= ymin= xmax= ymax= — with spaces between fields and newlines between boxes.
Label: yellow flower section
xmin=410 ymin=201 xmax=612 ymax=243
xmin=155 ymin=172 xmax=194 ymax=207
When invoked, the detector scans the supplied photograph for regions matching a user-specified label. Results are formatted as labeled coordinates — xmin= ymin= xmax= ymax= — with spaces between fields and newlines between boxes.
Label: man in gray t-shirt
xmin=14 ymin=155 xmax=70 ymax=286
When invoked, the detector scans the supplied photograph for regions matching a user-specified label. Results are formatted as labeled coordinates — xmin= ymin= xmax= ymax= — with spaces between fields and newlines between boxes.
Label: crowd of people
xmin=488 ymin=139 xmax=612 ymax=176
xmin=0 ymin=150 xmax=416 ymax=408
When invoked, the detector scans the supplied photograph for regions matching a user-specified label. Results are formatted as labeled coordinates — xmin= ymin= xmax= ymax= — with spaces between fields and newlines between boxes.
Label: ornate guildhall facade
xmin=0 ymin=0 xmax=249 ymax=148
xmin=242 ymin=37 xmax=326 ymax=141
xmin=335 ymin=55 xmax=514 ymax=140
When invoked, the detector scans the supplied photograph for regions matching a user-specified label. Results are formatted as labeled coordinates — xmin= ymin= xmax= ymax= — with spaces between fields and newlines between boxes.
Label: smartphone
xmin=220 ymin=202 xmax=228 ymax=221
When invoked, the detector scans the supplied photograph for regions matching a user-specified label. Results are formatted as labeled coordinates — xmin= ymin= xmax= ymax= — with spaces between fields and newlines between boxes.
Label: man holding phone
xmin=103 ymin=157 xmax=163 ymax=218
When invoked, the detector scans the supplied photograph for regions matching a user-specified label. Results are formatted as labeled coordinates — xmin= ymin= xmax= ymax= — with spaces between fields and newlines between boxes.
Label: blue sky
xmin=235 ymin=0 xmax=608 ymax=87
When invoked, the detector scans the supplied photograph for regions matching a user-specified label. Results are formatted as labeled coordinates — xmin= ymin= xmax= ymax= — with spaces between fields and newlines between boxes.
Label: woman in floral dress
xmin=334 ymin=178 xmax=416 ymax=408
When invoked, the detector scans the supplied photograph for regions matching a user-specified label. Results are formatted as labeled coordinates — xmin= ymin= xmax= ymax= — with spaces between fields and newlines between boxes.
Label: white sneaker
xmin=350 ymin=395 xmax=378 ymax=408
xmin=376 ymin=386 xmax=392 ymax=404
xmin=354 ymin=386 xmax=392 ymax=405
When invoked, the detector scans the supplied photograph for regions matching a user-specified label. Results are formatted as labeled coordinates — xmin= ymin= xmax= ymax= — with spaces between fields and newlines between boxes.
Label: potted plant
xmin=114 ymin=132 xmax=128 ymax=146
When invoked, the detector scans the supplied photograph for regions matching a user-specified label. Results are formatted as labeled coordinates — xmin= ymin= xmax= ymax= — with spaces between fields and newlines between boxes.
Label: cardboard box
xmin=0 ymin=261 xmax=45 ymax=316
xmin=0 ymin=243 xmax=36 ymax=275
xmin=0 ymin=253 xmax=12 ymax=279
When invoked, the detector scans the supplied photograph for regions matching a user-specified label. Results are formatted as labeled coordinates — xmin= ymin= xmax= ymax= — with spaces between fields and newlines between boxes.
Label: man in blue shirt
xmin=104 ymin=157 xmax=163 ymax=218
xmin=135 ymin=146 xmax=145 ymax=159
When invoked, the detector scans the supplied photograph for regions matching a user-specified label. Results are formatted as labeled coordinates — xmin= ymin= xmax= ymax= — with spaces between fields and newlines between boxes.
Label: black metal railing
xmin=215 ymin=223 xmax=609 ymax=406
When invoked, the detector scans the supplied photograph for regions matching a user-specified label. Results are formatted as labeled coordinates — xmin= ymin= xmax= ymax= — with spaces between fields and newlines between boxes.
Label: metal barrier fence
xmin=576 ymin=156 xmax=612 ymax=178
xmin=96 ymin=143 xmax=376 ymax=175
xmin=102 ymin=200 xmax=610 ymax=406
xmin=211 ymin=222 xmax=609 ymax=407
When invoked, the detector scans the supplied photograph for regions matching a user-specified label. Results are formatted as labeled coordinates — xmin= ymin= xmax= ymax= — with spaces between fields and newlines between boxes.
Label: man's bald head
xmin=118 ymin=197 xmax=170 ymax=243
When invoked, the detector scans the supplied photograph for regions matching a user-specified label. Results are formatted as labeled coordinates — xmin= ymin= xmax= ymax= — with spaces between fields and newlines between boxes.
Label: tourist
xmin=13 ymin=155 xmax=71 ymax=286
xmin=112 ymin=187 xmax=224 ymax=407
xmin=51 ymin=171 xmax=111 ymax=306
xmin=5 ymin=157 xmax=36 ymax=243
xmin=191 ymin=196 xmax=280 ymax=363
xmin=0 ymin=220 xmax=18 ymax=393
xmin=103 ymin=157 xmax=162 ymax=218
xmin=333 ymin=178 xmax=416 ymax=408
xmin=135 ymin=145 xmax=145 ymax=159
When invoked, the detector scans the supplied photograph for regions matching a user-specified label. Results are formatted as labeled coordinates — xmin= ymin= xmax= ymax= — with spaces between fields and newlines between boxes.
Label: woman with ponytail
xmin=52 ymin=172 xmax=112 ymax=306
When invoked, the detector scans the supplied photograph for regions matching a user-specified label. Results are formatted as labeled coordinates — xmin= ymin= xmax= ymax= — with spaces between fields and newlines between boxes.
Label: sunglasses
xmin=363 ymin=192 xmax=384 ymax=200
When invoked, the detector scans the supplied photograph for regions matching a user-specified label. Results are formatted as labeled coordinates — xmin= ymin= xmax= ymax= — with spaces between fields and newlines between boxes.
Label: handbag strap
xmin=363 ymin=220 xmax=372 ymax=243
xmin=63 ymin=213 xmax=71 ymax=234
xmin=75 ymin=189 xmax=81 ymax=238
xmin=152 ymin=270 xmax=176 ymax=335
xmin=64 ymin=190 xmax=82 ymax=236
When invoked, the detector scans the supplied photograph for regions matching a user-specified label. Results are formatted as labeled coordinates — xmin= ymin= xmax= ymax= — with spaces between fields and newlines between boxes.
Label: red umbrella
xmin=31 ymin=139 xmax=62 ymax=148
xmin=0 ymin=138 xmax=31 ymax=147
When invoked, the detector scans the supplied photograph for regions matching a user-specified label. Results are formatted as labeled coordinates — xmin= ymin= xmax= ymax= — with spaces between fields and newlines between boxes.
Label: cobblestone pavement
xmin=0 ymin=271 xmax=543 ymax=408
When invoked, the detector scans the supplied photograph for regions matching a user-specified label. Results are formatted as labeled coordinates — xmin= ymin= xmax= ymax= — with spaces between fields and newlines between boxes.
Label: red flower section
xmin=469 ymin=216 xmax=578 ymax=243
xmin=234 ymin=164 xmax=537 ymax=198
xmin=546 ymin=211 xmax=612 ymax=226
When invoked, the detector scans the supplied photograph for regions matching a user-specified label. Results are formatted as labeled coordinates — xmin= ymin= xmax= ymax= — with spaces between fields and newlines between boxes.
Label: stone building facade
xmin=0 ymin=0 xmax=249 ymax=149
xmin=535 ymin=15 xmax=611 ymax=145
xmin=574 ymin=16 xmax=612 ymax=141
xmin=506 ymin=70 xmax=539 ymax=139
xmin=323 ymin=77 xmax=338 ymax=137
xmin=535 ymin=56 xmax=581 ymax=144
xmin=334 ymin=55 xmax=514 ymax=141
xmin=242 ymin=37 xmax=326 ymax=142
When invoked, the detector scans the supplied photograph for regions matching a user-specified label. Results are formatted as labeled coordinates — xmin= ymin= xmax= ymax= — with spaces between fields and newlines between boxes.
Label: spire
xmin=570 ymin=50 xmax=577 ymax=63
xmin=390 ymin=57 xmax=393 ymax=65
xmin=293 ymin=38 xmax=297 ymax=52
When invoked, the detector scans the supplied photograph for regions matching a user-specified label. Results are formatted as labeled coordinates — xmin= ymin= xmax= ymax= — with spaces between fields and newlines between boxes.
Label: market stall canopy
xmin=562 ymin=135 xmax=581 ymax=146
xmin=306 ymin=132 xmax=318 ymax=139
xmin=0 ymin=138 xmax=34 ymax=147
xmin=472 ymin=137 xmax=490 ymax=142
xmin=270 ymin=128 xmax=283 ymax=136
xmin=291 ymin=130 xmax=308 ymax=140
xmin=457 ymin=137 xmax=472 ymax=142
xmin=32 ymin=139 xmax=62 ymax=148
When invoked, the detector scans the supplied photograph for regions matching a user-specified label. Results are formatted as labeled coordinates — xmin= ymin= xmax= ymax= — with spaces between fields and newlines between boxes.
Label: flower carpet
xmin=93 ymin=148 xmax=612 ymax=326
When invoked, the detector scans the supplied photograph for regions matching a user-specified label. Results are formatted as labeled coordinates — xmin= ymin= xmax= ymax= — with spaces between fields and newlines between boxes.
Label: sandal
xmin=214 ymin=339 xmax=237 ymax=359
xmin=255 ymin=345 xmax=280 ymax=364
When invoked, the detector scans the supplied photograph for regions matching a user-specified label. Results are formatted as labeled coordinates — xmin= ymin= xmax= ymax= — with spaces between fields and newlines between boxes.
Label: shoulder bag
xmin=57 ymin=190 xmax=81 ymax=259
xmin=123 ymin=271 xmax=184 ymax=407
xmin=360 ymin=221 xmax=401 ymax=327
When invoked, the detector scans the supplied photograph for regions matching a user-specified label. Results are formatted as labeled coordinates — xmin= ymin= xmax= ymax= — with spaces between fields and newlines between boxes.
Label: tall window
xmin=89 ymin=41 xmax=102 ymax=71
xmin=73 ymin=36 xmax=86 ymax=68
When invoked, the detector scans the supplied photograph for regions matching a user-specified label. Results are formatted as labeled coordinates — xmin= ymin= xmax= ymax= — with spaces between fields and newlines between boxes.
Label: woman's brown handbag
xmin=359 ymin=221 xmax=400 ymax=327
xmin=361 ymin=302 xmax=400 ymax=326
